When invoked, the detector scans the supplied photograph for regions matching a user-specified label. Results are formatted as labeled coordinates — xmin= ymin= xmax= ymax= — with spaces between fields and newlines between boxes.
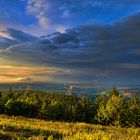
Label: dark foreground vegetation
xmin=0 ymin=88 xmax=139 ymax=128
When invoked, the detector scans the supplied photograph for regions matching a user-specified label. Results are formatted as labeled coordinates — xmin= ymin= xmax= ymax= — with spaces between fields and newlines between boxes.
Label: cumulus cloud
xmin=0 ymin=12 xmax=140 ymax=85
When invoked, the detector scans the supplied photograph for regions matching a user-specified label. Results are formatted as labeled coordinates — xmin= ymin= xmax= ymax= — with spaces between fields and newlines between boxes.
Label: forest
xmin=0 ymin=88 xmax=139 ymax=128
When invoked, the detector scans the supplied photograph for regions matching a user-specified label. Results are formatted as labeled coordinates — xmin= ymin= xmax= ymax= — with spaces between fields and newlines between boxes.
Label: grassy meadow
xmin=0 ymin=115 xmax=139 ymax=140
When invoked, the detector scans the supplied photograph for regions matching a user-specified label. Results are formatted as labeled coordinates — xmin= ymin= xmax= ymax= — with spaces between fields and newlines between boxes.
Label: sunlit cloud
xmin=0 ymin=31 xmax=13 ymax=40
xmin=13 ymin=77 xmax=32 ymax=82
xmin=0 ymin=64 xmax=55 ymax=83
xmin=0 ymin=56 xmax=73 ymax=83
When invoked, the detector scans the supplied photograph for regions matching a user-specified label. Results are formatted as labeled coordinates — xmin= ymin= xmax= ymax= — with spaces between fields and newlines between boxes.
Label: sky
xmin=0 ymin=0 xmax=140 ymax=88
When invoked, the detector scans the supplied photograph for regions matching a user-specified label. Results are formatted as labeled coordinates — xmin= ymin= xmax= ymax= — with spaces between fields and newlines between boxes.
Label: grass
xmin=0 ymin=115 xmax=139 ymax=140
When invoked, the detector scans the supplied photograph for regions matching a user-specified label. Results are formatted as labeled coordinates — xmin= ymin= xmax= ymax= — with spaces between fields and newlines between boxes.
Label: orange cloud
xmin=0 ymin=56 xmax=72 ymax=83
xmin=0 ymin=65 xmax=57 ymax=83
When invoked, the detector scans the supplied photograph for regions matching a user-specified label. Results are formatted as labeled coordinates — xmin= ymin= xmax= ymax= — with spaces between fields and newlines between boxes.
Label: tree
xmin=4 ymin=99 xmax=39 ymax=117
xmin=96 ymin=88 xmax=126 ymax=126
xmin=95 ymin=94 xmax=106 ymax=110
xmin=95 ymin=94 xmax=107 ymax=124
xmin=4 ymin=99 xmax=20 ymax=115
xmin=6 ymin=88 xmax=15 ymax=100
xmin=40 ymin=99 xmax=50 ymax=119
xmin=109 ymin=87 xmax=120 ymax=97
xmin=0 ymin=101 xmax=4 ymax=114
xmin=0 ymin=92 xmax=2 ymax=98
xmin=124 ymin=96 xmax=140 ymax=127
xmin=75 ymin=97 xmax=95 ymax=122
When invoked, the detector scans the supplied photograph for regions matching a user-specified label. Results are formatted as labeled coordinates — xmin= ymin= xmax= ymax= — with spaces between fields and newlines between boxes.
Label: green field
xmin=0 ymin=115 xmax=139 ymax=140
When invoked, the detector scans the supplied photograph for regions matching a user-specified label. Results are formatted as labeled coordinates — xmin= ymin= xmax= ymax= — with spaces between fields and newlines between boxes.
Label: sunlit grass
xmin=0 ymin=115 xmax=139 ymax=140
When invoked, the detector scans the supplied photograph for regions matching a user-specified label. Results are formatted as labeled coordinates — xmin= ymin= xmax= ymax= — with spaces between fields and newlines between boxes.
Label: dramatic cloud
xmin=0 ymin=28 xmax=38 ymax=50
xmin=5 ymin=28 xmax=38 ymax=42
xmin=0 ymin=12 xmax=140 ymax=86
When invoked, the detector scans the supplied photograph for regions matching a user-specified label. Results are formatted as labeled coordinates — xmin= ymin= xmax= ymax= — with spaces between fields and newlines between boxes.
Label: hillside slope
xmin=0 ymin=115 xmax=139 ymax=140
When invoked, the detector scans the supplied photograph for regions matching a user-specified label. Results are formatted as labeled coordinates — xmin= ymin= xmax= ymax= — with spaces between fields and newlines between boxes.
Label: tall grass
xmin=0 ymin=115 xmax=139 ymax=140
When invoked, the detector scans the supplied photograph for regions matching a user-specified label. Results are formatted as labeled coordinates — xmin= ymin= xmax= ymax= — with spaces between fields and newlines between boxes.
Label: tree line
xmin=0 ymin=88 xmax=139 ymax=127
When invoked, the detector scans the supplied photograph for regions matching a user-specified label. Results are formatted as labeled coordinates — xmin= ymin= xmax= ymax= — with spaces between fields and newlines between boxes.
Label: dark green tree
xmin=75 ymin=97 xmax=95 ymax=122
